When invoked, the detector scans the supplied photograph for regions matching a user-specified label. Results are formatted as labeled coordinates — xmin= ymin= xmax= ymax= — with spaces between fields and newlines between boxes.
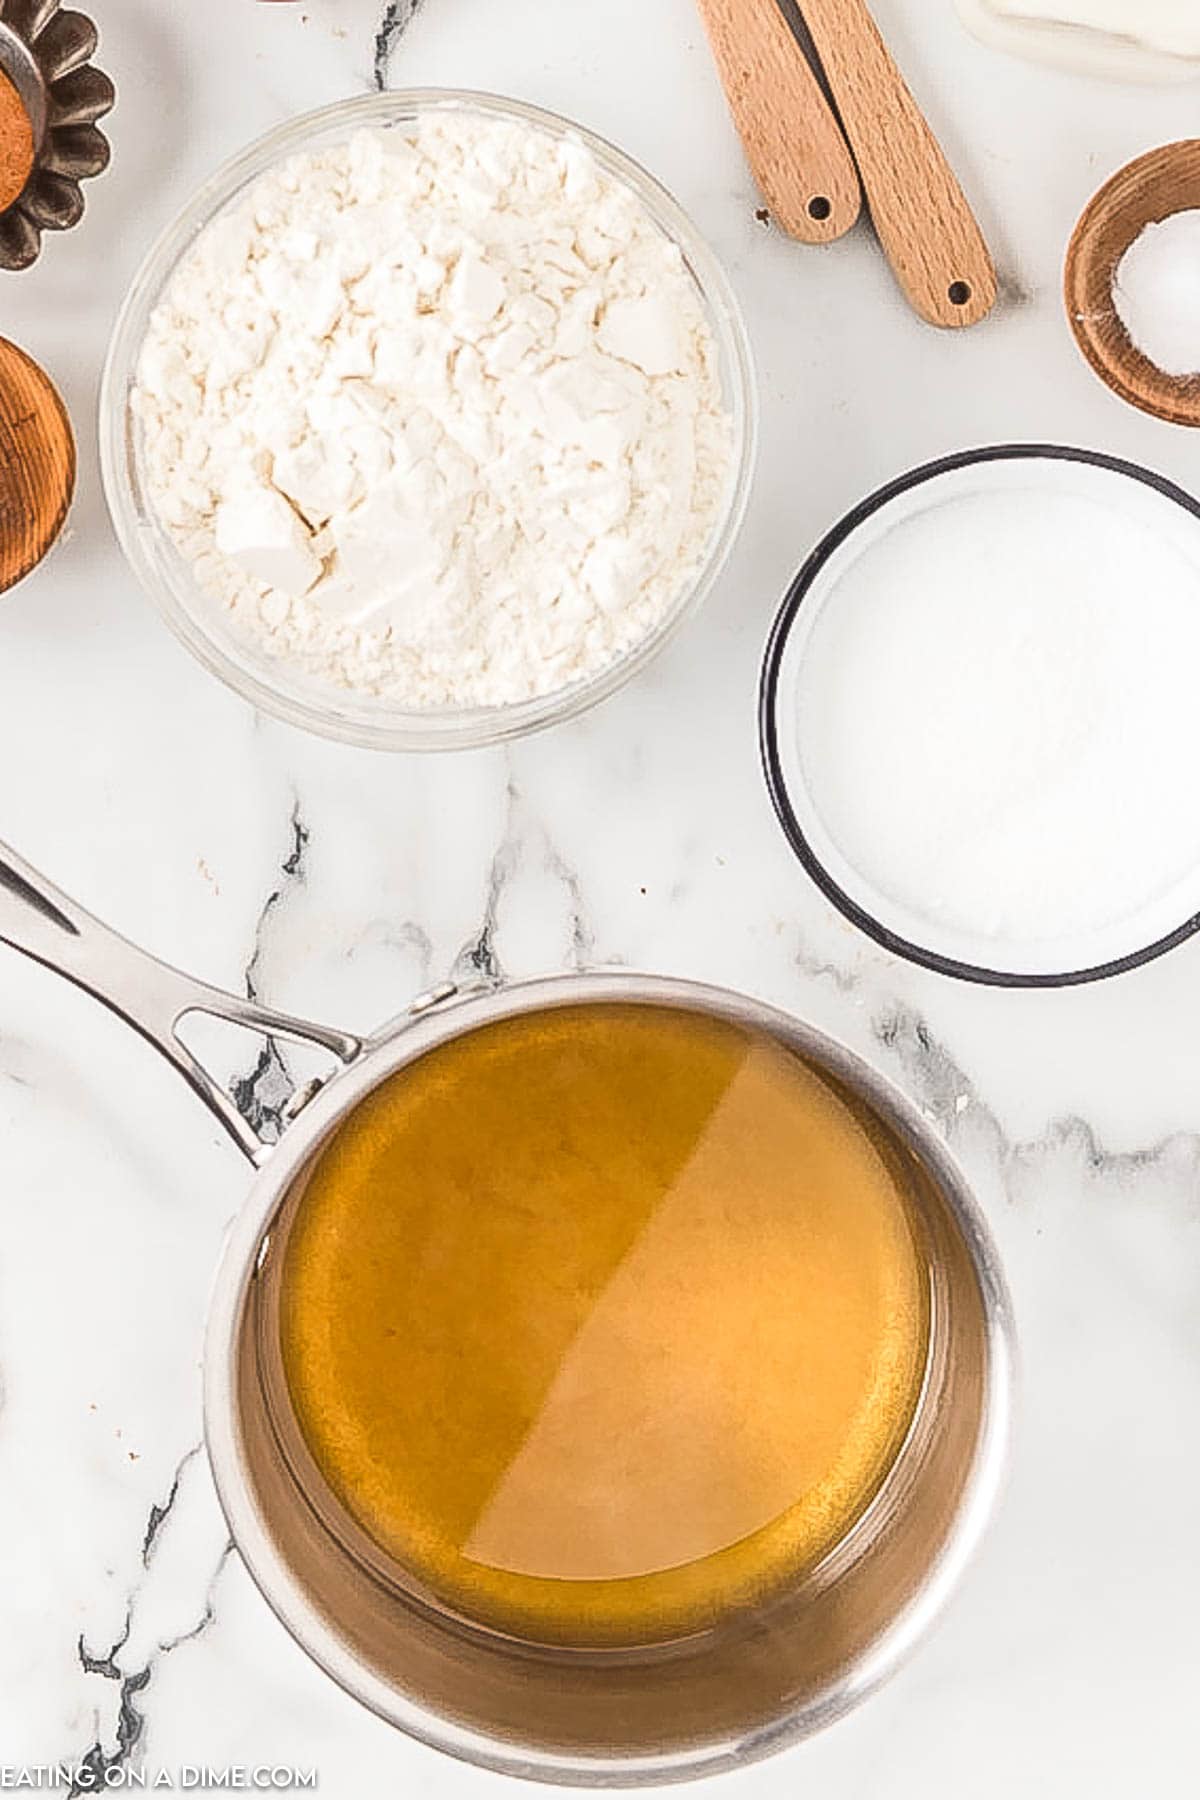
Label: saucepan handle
xmin=0 ymin=838 xmax=363 ymax=1166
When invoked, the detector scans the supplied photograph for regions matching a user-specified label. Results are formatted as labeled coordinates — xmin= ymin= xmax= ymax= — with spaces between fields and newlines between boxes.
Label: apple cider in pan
xmin=279 ymin=1004 xmax=930 ymax=1646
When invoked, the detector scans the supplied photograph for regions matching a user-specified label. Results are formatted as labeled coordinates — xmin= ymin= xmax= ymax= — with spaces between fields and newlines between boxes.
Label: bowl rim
xmin=759 ymin=442 xmax=1200 ymax=989
xmin=98 ymin=87 xmax=757 ymax=752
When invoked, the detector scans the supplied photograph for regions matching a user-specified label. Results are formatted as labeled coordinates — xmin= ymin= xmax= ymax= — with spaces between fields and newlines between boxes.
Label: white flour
xmin=133 ymin=116 xmax=732 ymax=710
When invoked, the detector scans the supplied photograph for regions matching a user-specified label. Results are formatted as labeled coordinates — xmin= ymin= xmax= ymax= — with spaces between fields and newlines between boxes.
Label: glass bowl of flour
xmin=101 ymin=91 xmax=755 ymax=750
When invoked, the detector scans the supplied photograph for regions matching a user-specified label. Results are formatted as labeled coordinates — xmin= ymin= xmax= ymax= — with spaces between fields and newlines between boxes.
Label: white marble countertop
xmin=2 ymin=1 xmax=1199 ymax=1793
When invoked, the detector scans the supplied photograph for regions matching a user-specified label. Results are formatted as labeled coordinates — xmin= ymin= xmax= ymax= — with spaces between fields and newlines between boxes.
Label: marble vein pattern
xmin=374 ymin=0 xmax=427 ymax=91
xmin=0 ymin=0 xmax=1198 ymax=1796
xmin=230 ymin=802 xmax=312 ymax=1143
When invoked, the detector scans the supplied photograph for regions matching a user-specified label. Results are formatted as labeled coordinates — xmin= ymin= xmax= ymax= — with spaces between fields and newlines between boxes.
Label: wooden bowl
xmin=1065 ymin=140 xmax=1200 ymax=428
xmin=0 ymin=336 xmax=76 ymax=594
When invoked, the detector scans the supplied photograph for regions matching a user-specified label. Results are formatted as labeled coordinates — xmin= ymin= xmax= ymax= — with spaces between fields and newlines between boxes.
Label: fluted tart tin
xmin=0 ymin=0 xmax=113 ymax=270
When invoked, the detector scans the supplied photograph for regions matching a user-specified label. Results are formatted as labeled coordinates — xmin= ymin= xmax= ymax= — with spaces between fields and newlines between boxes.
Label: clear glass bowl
xmin=100 ymin=90 xmax=757 ymax=752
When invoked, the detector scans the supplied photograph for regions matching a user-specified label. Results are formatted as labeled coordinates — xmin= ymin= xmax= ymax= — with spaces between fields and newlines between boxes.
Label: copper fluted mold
xmin=0 ymin=0 xmax=114 ymax=270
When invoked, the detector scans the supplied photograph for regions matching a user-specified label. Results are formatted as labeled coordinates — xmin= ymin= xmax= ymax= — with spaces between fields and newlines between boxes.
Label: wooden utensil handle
xmin=695 ymin=0 xmax=862 ymax=244
xmin=799 ymin=0 xmax=997 ymax=326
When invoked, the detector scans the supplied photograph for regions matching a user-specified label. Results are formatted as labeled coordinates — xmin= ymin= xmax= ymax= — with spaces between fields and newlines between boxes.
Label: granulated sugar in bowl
xmin=762 ymin=446 xmax=1200 ymax=986
xmin=101 ymin=91 xmax=755 ymax=750
xmin=1113 ymin=209 xmax=1200 ymax=377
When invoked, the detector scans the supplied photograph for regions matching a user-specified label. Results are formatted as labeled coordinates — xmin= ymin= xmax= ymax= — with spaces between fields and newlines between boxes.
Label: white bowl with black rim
xmin=760 ymin=445 xmax=1200 ymax=987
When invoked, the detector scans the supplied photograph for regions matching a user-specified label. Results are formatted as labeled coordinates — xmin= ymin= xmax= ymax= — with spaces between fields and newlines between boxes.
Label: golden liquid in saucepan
xmin=279 ymin=1004 xmax=930 ymax=1646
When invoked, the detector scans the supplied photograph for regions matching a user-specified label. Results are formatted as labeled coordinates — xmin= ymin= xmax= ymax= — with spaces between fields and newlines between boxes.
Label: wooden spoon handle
xmin=694 ymin=0 xmax=862 ymax=244
xmin=798 ymin=0 xmax=997 ymax=326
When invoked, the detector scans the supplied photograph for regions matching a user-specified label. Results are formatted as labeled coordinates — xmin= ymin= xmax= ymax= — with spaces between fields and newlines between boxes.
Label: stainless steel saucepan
xmin=0 ymin=838 xmax=1014 ymax=1787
